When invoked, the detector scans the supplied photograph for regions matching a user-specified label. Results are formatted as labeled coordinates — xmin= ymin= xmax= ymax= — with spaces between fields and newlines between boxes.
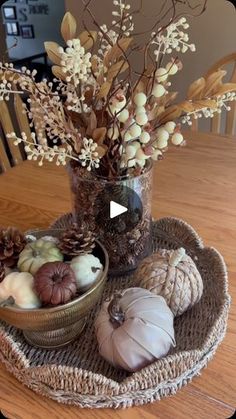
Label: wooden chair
xmin=0 ymin=94 xmax=32 ymax=173
xmin=191 ymin=52 xmax=236 ymax=135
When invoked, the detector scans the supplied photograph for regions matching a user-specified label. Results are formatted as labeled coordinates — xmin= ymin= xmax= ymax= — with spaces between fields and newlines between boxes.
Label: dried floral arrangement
xmin=0 ymin=0 xmax=236 ymax=179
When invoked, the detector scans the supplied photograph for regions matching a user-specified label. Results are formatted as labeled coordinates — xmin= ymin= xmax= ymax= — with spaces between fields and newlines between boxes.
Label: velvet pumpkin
xmin=95 ymin=287 xmax=175 ymax=372
xmin=34 ymin=262 xmax=77 ymax=306
xmin=18 ymin=239 xmax=63 ymax=275
xmin=0 ymin=272 xmax=41 ymax=309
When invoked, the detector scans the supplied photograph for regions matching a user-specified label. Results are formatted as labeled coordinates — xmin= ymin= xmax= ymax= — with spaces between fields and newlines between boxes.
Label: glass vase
xmin=68 ymin=162 xmax=153 ymax=276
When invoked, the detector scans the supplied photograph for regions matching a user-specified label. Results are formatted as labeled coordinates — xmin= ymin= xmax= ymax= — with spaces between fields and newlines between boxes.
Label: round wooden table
xmin=0 ymin=131 xmax=235 ymax=419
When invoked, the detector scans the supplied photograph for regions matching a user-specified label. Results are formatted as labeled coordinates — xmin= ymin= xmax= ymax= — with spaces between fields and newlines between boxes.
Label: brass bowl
xmin=0 ymin=229 xmax=109 ymax=349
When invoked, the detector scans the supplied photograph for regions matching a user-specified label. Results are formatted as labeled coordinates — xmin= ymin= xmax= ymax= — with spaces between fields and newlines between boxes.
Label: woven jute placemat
xmin=0 ymin=217 xmax=231 ymax=409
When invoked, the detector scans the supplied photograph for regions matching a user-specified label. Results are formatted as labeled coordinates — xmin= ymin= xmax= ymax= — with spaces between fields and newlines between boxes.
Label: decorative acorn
xmin=34 ymin=262 xmax=77 ymax=306
xmin=0 ymin=227 xmax=26 ymax=268
xmin=58 ymin=224 xmax=95 ymax=257
xmin=134 ymin=248 xmax=203 ymax=317
xmin=95 ymin=287 xmax=175 ymax=372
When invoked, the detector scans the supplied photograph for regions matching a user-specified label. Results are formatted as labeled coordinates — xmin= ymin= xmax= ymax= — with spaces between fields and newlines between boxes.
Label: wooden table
xmin=0 ymin=131 xmax=235 ymax=419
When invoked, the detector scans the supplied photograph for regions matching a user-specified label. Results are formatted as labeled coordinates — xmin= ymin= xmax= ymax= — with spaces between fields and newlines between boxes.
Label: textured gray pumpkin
xmin=134 ymin=248 xmax=203 ymax=317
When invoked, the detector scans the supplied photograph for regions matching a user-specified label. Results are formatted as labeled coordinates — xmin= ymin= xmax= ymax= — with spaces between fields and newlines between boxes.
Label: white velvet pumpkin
xmin=0 ymin=272 xmax=41 ymax=309
xmin=18 ymin=239 xmax=63 ymax=275
xmin=95 ymin=287 xmax=175 ymax=372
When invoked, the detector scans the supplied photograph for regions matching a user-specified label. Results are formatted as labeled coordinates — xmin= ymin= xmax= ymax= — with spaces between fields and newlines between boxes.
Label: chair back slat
xmin=190 ymin=119 xmax=198 ymax=132
xmin=14 ymin=94 xmax=32 ymax=143
xmin=0 ymin=101 xmax=23 ymax=165
xmin=0 ymin=134 xmax=11 ymax=172
xmin=211 ymin=114 xmax=221 ymax=134
xmin=225 ymin=62 xmax=236 ymax=135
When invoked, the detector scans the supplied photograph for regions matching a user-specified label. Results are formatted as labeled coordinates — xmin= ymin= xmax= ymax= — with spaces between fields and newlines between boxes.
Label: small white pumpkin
xmin=70 ymin=254 xmax=103 ymax=292
xmin=0 ymin=272 xmax=41 ymax=309
xmin=18 ymin=239 xmax=63 ymax=275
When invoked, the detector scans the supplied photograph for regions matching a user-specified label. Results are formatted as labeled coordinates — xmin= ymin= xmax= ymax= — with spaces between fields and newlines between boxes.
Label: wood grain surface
xmin=0 ymin=131 xmax=235 ymax=419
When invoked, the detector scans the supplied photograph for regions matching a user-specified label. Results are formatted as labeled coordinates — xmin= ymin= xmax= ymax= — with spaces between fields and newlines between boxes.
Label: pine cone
xmin=0 ymin=262 xmax=5 ymax=283
xmin=58 ymin=224 xmax=95 ymax=257
xmin=0 ymin=227 xmax=27 ymax=268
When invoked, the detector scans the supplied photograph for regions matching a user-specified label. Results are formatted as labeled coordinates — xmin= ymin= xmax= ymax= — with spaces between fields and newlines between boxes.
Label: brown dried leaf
xmin=107 ymin=60 xmax=129 ymax=82
xmin=204 ymin=70 xmax=227 ymax=96
xmin=194 ymin=99 xmax=217 ymax=110
xmin=1 ymin=71 xmax=20 ymax=83
xmin=86 ymin=110 xmax=97 ymax=136
xmin=148 ymin=105 xmax=165 ymax=121
xmin=133 ymin=80 xmax=145 ymax=95
xmin=84 ymin=88 xmax=94 ymax=105
xmin=97 ymin=71 xmax=105 ymax=86
xmin=215 ymin=83 xmax=236 ymax=96
xmin=91 ymin=56 xmax=99 ymax=74
xmin=96 ymin=81 xmax=111 ymax=99
xmin=165 ymin=91 xmax=178 ymax=105
xmin=44 ymin=42 xmax=62 ymax=65
xmin=52 ymin=65 xmax=67 ymax=81
xmin=134 ymin=65 xmax=155 ymax=95
xmin=61 ymin=12 xmax=77 ymax=42
xmin=97 ymin=145 xmax=108 ymax=158
xmin=92 ymin=127 xmax=107 ymax=144
xmin=177 ymin=101 xmax=195 ymax=113
xmin=104 ymin=37 xmax=133 ymax=67
xmin=187 ymin=77 xmax=206 ymax=100
xmin=79 ymin=31 xmax=97 ymax=50
xmin=158 ymin=105 xmax=182 ymax=124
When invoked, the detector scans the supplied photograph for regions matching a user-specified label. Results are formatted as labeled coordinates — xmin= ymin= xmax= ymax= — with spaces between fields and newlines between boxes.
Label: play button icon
xmin=94 ymin=183 xmax=143 ymax=234
xmin=110 ymin=201 xmax=128 ymax=219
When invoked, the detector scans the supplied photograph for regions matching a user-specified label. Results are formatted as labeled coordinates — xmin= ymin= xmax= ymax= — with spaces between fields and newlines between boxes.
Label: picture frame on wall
xmin=6 ymin=22 xmax=19 ymax=36
xmin=20 ymin=24 xmax=34 ymax=38
xmin=2 ymin=6 xmax=17 ymax=20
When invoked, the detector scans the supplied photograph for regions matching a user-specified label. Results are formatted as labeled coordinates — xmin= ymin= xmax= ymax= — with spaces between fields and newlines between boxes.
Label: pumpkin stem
xmin=108 ymin=291 xmax=125 ymax=326
xmin=0 ymin=296 xmax=15 ymax=308
xmin=169 ymin=247 xmax=186 ymax=267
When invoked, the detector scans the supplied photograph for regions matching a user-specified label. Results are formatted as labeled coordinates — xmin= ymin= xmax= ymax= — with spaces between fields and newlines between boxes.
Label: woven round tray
xmin=0 ymin=217 xmax=230 ymax=409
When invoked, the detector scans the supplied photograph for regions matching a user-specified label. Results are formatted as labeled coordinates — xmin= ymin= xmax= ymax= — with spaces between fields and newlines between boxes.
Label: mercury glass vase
xmin=68 ymin=162 xmax=153 ymax=276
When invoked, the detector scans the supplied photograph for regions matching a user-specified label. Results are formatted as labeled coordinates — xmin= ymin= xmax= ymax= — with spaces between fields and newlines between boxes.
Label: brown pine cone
xmin=58 ymin=224 xmax=95 ymax=257
xmin=0 ymin=227 xmax=27 ymax=268
xmin=0 ymin=262 xmax=5 ymax=283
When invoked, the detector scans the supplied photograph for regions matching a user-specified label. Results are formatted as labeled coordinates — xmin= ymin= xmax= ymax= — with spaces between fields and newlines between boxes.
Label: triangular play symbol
xmin=110 ymin=201 xmax=128 ymax=219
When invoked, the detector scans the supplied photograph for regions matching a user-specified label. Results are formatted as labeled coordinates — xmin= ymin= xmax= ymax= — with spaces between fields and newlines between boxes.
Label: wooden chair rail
xmin=0 ymin=94 xmax=32 ymax=172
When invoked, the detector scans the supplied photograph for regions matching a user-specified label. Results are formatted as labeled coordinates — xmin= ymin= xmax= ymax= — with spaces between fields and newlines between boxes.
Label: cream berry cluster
xmin=107 ymin=92 xmax=185 ymax=169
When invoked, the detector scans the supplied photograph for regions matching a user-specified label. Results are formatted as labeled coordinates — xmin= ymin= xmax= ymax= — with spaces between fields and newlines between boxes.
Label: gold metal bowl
xmin=0 ymin=229 xmax=109 ymax=349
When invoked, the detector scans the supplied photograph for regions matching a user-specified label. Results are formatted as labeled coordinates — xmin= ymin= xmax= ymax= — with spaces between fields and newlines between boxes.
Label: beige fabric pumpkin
xmin=95 ymin=287 xmax=175 ymax=372
xmin=134 ymin=248 xmax=203 ymax=317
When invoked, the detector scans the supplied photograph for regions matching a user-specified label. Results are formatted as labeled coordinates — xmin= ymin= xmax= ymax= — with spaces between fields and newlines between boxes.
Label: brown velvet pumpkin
xmin=34 ymin=262 xmax=77 ymax=306
xmin=95 ymin=287 xmax=175 ymax=372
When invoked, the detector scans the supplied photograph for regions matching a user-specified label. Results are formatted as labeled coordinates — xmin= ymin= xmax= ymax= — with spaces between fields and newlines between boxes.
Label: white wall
xmin=65 ymin=0 xmax=236 ymax=99
xmin=1 ymin=0 xmax=65 ymax=61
